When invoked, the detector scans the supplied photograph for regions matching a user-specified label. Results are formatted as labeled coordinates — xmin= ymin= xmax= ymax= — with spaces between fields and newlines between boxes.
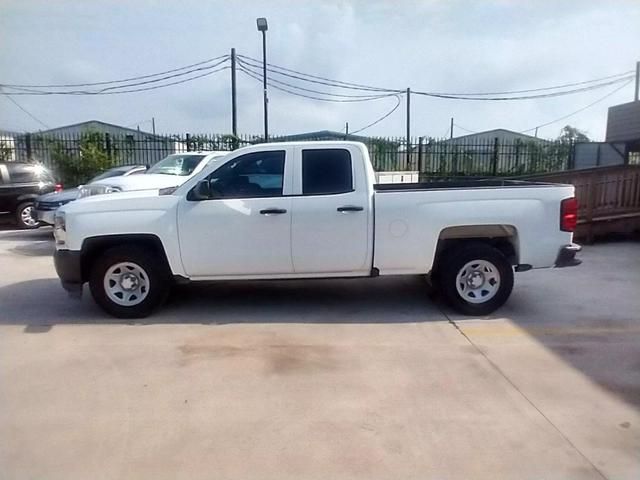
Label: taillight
xmin=560 ymin=197 xmax=578 ymax=232
xmin=55 ymin=183 xmax=63 ymax=193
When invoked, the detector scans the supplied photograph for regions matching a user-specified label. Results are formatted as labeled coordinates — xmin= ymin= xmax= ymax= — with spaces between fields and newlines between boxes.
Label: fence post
xmin=417 ymin=137 xmax=424 ymax=178
xmin=491 ymin=137 xmax=499 ymax=176
xmin=186 ymin=133 xmax=191 ymax=152
xmin=25 ymin=133 xmax=32 ymax=161
xmin=105 ymin=133 xmax=112 ymax=160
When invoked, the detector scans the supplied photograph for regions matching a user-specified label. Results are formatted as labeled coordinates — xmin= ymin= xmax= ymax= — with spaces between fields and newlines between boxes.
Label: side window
xmin=208 ymin=150 xmax=285 ymax=198
xmin=302 ymin=149 xmax=352 ymax=195
xmin=7 ymin=163 xmax=37 ymax=183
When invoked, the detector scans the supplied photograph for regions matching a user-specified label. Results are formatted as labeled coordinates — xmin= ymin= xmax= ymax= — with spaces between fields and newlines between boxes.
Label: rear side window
xmin=302 ymin=149 xmax=352 ymax=195
xmin=7 ymin=164 xmax=38 ymax=183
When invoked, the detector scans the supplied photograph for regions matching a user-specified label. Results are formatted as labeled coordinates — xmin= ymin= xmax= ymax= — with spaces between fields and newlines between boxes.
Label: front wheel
xmin=89 ymin=246 xmax=170 ymax=318
xmin=16 ymin=202 xmax=39 ymax=229
xmin=437 ymin=243 xmax=514 ymax=316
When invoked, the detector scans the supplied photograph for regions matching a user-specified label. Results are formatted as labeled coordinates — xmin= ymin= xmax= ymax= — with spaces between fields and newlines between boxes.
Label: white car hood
xmin=90 ymin=173 xmax=191 ymax=191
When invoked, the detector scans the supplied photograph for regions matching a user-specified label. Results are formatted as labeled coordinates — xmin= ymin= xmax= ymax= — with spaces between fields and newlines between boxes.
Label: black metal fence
xmin=0 ymin=130 xmax=580 ymax=185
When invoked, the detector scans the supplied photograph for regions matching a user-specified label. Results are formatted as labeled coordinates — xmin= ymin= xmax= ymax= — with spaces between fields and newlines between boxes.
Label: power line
xmin=237 ymin=54 xmax=399 ymax=93
xmin=453 ymin=123 xmax=477 ymax=134
xmin=2 ymin=65 xmax=230 ymax=96
xmin=350 ymin=95 xmax=403 ymax=134
xmin=236 ymin=59 xmax=394 ymax=100
xmin=522 ymin=78 xmax=634 ymax=133
xmin=0 ymin=90 xmax=49 ymax=128
xmin=412 ymin=75 xmax=634 ymax=101
xmin=237 ymin=65 xmax=396 ymax=103
xmin=239 ymin=54 xmax=634 ymax=101
xmin=423 ymin=71 xmax=635 ymax=96
xmin=1 ymin=54 xmax=229 ymax=88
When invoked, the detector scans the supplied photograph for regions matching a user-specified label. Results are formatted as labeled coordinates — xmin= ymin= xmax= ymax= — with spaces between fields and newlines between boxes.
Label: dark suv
xmin=0 ymin=162 xmax=59 ymax=229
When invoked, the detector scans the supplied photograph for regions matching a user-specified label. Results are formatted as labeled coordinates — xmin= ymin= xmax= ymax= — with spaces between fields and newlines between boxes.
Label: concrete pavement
xmin=0 ymin=228 xmax=638 ymax=479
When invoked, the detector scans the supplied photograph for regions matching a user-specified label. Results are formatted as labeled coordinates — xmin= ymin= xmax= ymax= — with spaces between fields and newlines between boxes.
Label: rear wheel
xmin=437 ymin=242 xmax=514 ymax=316
xmin=16 ymin=202 xmax=39 ymax=229
xmin=89 ymin=246 xmax=170 ymax=318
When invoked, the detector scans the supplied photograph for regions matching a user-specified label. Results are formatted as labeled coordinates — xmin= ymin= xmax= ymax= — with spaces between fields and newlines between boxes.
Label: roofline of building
xmin=275 ymin=130 xmax=373 ymax=142
xmin=446 ymin=128 xmax=549 ymax=142
xmin=35 ymin=120 xmax=164 ymax=138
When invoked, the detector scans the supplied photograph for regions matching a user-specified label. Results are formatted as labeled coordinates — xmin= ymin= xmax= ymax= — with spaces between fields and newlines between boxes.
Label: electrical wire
xmin=236 ymin=58 xmax=394 ymax=100
xmin=237 ymin=65 xmax=396 ymax=103
xmin=350 ymin=95 xmax=402 ymax=134
xmin=0 ymin=89 xmax=49 ymax=128
xmin=237 ymin=54 xmax=400 ymax=93
xmin=453 ymin=123 xmax=477 ymax=134
xmin=238 ymin=54 xmax=634 ymax=100
xmin=412 ymin=75 xmax=634 ymax=100
xmin=421 ymin=71 xmax=635 ymax=96
xmin=1 ymin=54 xmax=229 ymax=88
xmin=521 ymin=78 xmax=634 ymax=133
xmin=2 ymin=66 xmax=230 ymax=95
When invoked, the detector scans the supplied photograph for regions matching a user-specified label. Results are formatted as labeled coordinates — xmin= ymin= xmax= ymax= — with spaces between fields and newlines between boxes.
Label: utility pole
xmin=406 ymin=87 xmax=411 ymax=155
xmin=256 ymin=18 xmax=269 ymax=142
xmin=345 ymin=122 xmax=349 ymax=138
xmin=534 ymin=127 xmax=539 ymax=138
xmin=450 ymin=117 xmax=454 ymax=139
xmin=635 ymin=60 xmax=639 ymax=102
xmin=231 ymin=48 xmax=238 ymax=138
xmin=152 ymin=117 xmax=156 ymax=135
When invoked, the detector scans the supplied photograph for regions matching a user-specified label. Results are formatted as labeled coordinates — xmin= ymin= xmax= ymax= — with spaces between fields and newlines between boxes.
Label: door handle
xmin=337 ymin=205 xmax=364 ymax=213
xmin=260 ymin=208 xmax=287 ymax=215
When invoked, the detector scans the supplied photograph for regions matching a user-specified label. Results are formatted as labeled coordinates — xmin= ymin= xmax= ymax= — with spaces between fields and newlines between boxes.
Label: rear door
xmin=290 ymin=147 xmax=370 ymax=274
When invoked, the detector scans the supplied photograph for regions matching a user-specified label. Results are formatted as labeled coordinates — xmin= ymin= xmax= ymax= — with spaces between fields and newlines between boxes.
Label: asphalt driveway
xmin=0 ymin=227 xmax=638 ymax=480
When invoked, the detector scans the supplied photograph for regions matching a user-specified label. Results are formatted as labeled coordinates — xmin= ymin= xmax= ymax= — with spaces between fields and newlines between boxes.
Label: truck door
xmin=177 ymin=148 xmax=294 ymax=277
xmin=291 ymin=147 xmax=371 ymax=274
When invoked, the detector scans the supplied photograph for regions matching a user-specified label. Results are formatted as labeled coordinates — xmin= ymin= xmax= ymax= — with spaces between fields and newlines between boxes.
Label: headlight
xmin=78 ymin=185 xmax=122 ymax=198
xmin=54 ymin=211 xmax=66 ymax=231
xmin=78 ymin=186 xmax=91 ymax=199
xmin=53 ymin=211 xmax=66 ymax=246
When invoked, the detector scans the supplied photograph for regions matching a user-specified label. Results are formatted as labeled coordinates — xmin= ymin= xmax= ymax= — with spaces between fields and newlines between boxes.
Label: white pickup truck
xmin=53 ymin=141 xmax=581 ymax=318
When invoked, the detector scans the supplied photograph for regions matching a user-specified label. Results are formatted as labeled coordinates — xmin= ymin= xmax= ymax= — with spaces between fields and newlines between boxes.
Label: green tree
xmin=557 ymin=125 xmax=590 ymax=143
xmin=0 ymin=141 xmax=13 ymax=162
xmin=50 ymin=131 xmax=117 ymax=186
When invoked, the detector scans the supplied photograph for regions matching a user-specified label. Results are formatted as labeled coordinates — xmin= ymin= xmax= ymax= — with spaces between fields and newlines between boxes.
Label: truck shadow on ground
xmin=0 ymin=275 xmax=445 ymax=326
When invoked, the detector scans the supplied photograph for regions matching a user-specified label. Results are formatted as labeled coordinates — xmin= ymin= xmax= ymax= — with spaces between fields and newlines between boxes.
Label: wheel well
xmin=434 ymin=225 xmax=519 ymax=272
xmin=80 ymin=234 xmax=170 ymax=282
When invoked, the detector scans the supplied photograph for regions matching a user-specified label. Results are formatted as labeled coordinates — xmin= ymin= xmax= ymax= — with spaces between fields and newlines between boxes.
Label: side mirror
xmin=187 ymin=180 xmax=211 ymax=201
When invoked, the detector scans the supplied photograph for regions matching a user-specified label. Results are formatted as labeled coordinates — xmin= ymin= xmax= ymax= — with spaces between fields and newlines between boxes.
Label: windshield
xmin=89 ymin=167 xmax=132 ymax=183
xmin=146 ymin=154 xmax=206 ymax=176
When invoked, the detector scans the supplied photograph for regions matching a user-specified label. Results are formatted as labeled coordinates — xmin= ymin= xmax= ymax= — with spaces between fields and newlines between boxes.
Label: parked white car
xmin=77 ymin=151 xmax=227 ymax=198
xmin=53 ymin=141 xmax=581 ymax=318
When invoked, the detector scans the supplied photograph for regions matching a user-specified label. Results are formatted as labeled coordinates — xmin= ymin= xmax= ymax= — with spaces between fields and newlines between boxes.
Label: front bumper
xmin=555 ymin=243 xmax=582 ymax=268
xmin=35 ymin=209 xmax=55 ymax=226
xmin=53 ymin=249 xmax=83 ymax=297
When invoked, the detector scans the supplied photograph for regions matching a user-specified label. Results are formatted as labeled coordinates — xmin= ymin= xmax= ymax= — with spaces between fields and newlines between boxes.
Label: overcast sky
xmin=1 ymin=0 xmax=639 ymax=140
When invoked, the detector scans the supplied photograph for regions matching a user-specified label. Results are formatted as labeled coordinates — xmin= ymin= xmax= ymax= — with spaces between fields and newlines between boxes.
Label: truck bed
xmin=374 ymin=179 xmax=559 ymax=192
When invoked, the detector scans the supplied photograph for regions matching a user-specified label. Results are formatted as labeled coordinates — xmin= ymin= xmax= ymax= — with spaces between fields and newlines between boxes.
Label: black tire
xmin=89 ymin=246 xmax=171 ymax=318
xmin=436 ymin=242 xmax=514 ymax=316
xmin=15 ymin=201 xmax=40 ymax=229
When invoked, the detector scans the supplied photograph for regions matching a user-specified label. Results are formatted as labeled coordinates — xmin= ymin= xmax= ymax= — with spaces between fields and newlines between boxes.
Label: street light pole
xmin=256 ymin=17 xmax=269 ymax=142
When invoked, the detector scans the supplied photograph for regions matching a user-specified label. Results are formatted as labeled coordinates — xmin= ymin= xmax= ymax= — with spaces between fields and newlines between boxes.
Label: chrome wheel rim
xmin=21 ymin=205 xmax=38 ymax=227
xmin=455 ymin=259 xmax=501 ymax=304
xmin=103 ymin=262 xmax=150 ymax=307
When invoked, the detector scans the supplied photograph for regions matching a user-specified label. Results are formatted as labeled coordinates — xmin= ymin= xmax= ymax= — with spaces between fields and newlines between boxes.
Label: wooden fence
xmin=526 ymin=165 xmax=640 ymax=241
